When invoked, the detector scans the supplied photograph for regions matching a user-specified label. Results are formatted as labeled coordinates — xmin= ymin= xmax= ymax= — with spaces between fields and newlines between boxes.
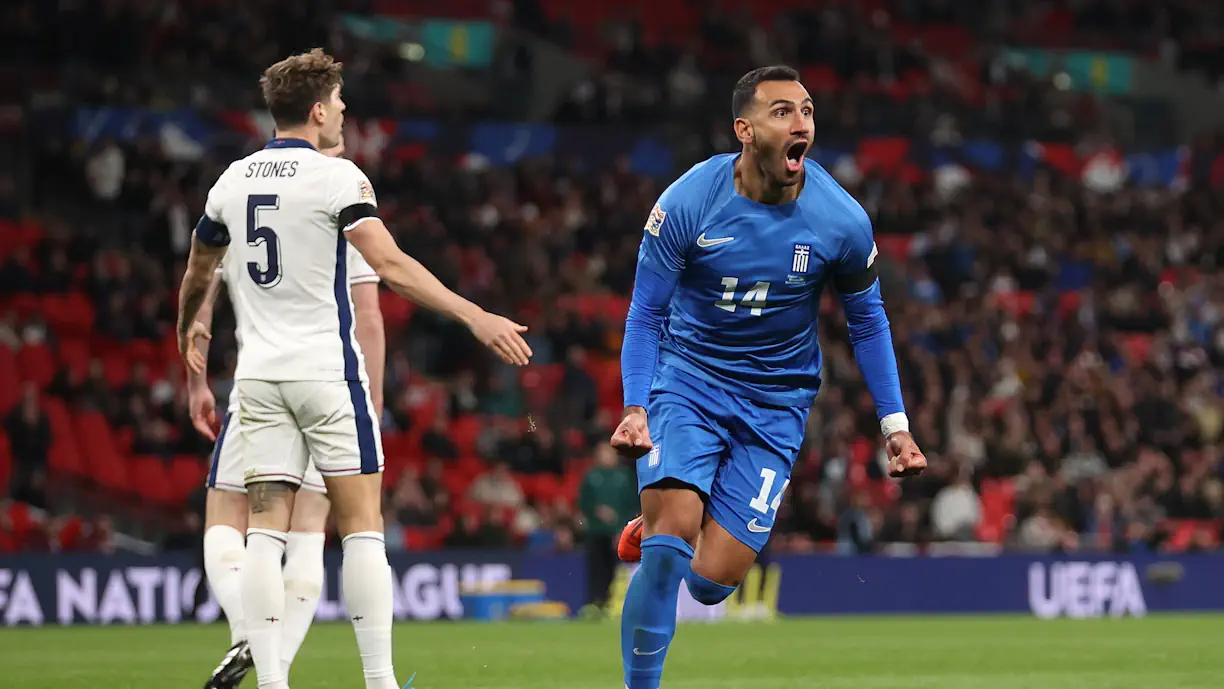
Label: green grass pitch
xmin=1 ymin=616 xmax=1221 ymax=688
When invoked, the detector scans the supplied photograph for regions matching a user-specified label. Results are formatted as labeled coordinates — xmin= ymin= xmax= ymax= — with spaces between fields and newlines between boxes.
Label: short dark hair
xmin=732 ymin=65 xmax=801 ymax=118
xmin=260 ymin=48 xmax=345 ymax=128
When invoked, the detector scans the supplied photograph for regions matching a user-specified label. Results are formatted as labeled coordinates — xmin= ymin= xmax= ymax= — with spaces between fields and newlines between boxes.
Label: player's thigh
xmin=638 ymin=389 xmax=727 ymax=542
xmin=205 ymin=412 xmax=247 ymax=495
xmin=699 ymin=402 xmax=805 ymax=583
xmin=236 ymin=380 xmax=307 ymax=530
xmin=289 ymin=482 xmax=331 ymax=534
xmin=283 ymin=380 xmax=384 ymax=536
xmin=205 ymin=487 xmax=248 ymax=532
xmin=301 ymin=460 xmax=327 ymax=495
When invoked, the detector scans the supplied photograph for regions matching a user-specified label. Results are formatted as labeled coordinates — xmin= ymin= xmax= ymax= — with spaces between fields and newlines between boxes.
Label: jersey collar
xmin=264 ymin=137 xmax=316 ymax=150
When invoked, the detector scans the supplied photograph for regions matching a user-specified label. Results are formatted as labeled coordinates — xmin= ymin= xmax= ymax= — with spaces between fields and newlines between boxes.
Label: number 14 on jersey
xmin=716 ymin=277 xmax=770 ymax=316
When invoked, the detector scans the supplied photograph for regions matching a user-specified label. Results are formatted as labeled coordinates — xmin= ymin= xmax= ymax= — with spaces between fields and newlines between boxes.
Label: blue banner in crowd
xmin=53 ymin=107 xmax=1215 ymax=189
xmin=1 ymin=552 xmax=1221 ymax=626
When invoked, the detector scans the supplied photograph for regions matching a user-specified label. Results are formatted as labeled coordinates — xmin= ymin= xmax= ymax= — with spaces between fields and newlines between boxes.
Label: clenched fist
xmin=611 ymin=406 xmax=653 ymax=459
xmin=886 ymin=431 xmax=927 ymax=478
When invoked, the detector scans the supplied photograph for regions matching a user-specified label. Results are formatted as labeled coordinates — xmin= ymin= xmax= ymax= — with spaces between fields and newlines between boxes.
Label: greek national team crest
xmin=644 ymin=203 xmax=667 ymax=236
xmin=791 ymin=243 xmax=811 ymax=273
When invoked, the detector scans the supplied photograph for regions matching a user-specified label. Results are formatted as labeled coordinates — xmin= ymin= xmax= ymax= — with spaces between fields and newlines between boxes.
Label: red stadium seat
xmin=57 ymin=338 xmax=92 ymax=379
xmin=102 ymin=350 xmax=130 ymax=388
xmin=16 ymin=343 xmax=56 ymax=389
xmin=976 ymin=479 xmax=1016 ymax=544
xmin=56 ymin=515 xmax=86 ymax=551
xmin=519 ymin=364 xmax=563 ymax=406
xmin=129 ymin=455 xmax=173 ymax=505
xmin=0 ymin=346 xmax=17 ymax=414
xmin=169 ymin=455 xmax=208 ymax=504
xmin=43 ymin=398 xmax=84 ymax=478
xmin=42 ymin=293 xmax=95 ymax=338
xmin=585 ymin=356 xmax=623 ymax=415
xmin=448 ymin=415 xmax=485 ymax=458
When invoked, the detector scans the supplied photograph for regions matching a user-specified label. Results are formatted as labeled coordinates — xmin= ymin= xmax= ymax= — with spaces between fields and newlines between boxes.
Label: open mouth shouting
xmin=784 ymin=139 xmax=808 ymax=174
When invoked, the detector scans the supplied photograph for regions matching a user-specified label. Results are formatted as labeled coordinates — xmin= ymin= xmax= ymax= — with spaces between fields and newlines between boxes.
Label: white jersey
xmin=198 ymin=138 xmax=381 ymax=383
xmin=218 ymin=246 xmax=378 ymax=415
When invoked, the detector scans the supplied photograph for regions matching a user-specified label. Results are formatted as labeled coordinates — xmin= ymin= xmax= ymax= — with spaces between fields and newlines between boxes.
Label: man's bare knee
xmin=690 ymin=517 xmax=757 ymax=588
xmin=289 ymin=488 xmax=331 ymax=533
xmin=205 ymin=488 xmax=249 ymax=531
xmin=640 ymin=482 xmax=705 ymax=546
xmin=322 ymin=473 xmax=383 ymax=537
xmin=246 ymin=480 xmax=296 ymax=532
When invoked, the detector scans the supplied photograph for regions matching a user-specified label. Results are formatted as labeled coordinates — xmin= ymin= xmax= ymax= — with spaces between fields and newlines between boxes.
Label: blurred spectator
xmin=446 ymin=507 xmax=510 ymax=548
xmin=85 ymin=138 xmax=124 ymax=203
xmin=837 ymin=492 xmax=877 ymax=555
xmin=930 ymin=464 xmax=982 ymax=541
xmin=578 ymin=445 xmax=636 ymax=609
xmin=467 ymin=461 xmax=526 ymax=509
xmin=389 ymin=470 xmax=439 ymax=528
xmin=420 ymin=414 xmax=459 ymax=461
xmin=6 ymin=385 xmax=51 ymax=509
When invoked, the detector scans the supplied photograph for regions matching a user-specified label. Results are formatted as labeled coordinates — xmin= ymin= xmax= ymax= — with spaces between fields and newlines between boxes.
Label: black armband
xmin=833 ymin=263 xmax=879 ymax=295
xmin=338 ymin=203 xmax=378 ymax=231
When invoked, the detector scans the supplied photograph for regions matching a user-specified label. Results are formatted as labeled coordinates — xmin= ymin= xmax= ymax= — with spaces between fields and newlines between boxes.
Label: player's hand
xmin=611 ymin=406 xmax=653 ymax=459
xmin=468 ymin=311 xmax=533 ymax=366
xmin=179 ymin=321 xmax=211 ymax=375
xmin=886 ymin=431 xmax=927 ymax=478
xmin=188 ymin=385 xmax=218 ymax=442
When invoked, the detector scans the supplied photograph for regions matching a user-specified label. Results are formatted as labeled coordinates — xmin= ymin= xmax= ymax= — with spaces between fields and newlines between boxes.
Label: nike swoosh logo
xmin=746 ymin=518 xmax=772 ymax=533
xmin=633 ymin=646 xmax=666 ymax=656
xmin=696 ymin=232 xmax=734 ymax=248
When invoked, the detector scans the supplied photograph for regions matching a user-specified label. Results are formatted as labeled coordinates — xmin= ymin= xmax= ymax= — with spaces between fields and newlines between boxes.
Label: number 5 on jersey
xmin=246 ymin=194 xmax=282 ymax=287
xmin=717 ymin=277 xmax=770 ymax=315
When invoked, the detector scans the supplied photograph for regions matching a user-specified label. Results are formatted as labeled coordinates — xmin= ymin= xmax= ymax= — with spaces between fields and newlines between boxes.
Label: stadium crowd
xmin=1 ymin=0 xmax=1223 ymax=558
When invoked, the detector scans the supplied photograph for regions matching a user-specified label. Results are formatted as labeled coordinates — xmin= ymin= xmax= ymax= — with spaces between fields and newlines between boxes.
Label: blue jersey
xmin=623 ymin=153 xmax=901 ymax=414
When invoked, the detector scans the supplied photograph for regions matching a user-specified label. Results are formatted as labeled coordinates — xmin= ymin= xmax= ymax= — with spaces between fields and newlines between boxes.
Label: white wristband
xmin=880 ymin=412 xmax=909 ymax=437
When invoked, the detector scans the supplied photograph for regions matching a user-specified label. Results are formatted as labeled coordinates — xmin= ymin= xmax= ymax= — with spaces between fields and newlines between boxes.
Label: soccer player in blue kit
xmin=611 ymin=66 xmax=928 ymax=689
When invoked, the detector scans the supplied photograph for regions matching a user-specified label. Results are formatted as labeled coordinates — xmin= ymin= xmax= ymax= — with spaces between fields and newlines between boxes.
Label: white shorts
xmin=205 ymin=411 xmax=327 ymax=493
xmin=231 ymin=379 xmax=384 ymax=487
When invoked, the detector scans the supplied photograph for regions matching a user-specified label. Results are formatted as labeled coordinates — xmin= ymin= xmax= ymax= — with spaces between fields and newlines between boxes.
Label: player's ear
xmin=310 ymin=101 xmax=326 ymax=125
xmin=734 ymin=118 xmax=753 ymax=146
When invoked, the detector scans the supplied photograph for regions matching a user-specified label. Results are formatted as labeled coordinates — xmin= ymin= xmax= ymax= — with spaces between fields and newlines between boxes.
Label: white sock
xmin=243 ymin=528 xmax=290 ymax=689
xmin=203 ymin=525 xmax=247 ymax=645
xmin=342 ymin=532 xmax=399 ymax=689
xmin=280 ymin=531 xmax=326 ymax=678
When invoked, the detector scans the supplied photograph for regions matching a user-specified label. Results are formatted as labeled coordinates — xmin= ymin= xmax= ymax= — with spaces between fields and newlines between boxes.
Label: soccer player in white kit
xmin=189 ymin=139 xmax=386 ymax=689
xmin=176 ymin=49 xmax=532 ymax=689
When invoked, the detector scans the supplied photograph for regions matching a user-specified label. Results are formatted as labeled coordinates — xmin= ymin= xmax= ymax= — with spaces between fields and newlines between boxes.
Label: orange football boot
xmin=617 ymin=515 xmax=644 ymax=562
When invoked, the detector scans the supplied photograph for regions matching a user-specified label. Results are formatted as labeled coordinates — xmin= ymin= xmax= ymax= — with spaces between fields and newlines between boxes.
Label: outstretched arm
xmin=347 ymin=218 xmax=532 ymax=366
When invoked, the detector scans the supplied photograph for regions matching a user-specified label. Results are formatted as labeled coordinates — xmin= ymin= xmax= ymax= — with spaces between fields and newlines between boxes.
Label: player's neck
xmin=734 ymin=153 xmax=801 ymax=205
xmin=272 ymin=127 xmax=321 ymax=150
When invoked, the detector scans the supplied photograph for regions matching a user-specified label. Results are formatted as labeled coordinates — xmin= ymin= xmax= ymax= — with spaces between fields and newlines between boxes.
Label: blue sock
xmin=685 ymin=570 xmax=737 ymax=606
xmin=621 ymin=534 xmax=692 ymax=689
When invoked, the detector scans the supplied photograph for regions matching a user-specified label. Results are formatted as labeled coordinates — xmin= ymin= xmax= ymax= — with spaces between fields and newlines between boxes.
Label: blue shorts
xmin=636 ymin=374 xmax=807 ymax=552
